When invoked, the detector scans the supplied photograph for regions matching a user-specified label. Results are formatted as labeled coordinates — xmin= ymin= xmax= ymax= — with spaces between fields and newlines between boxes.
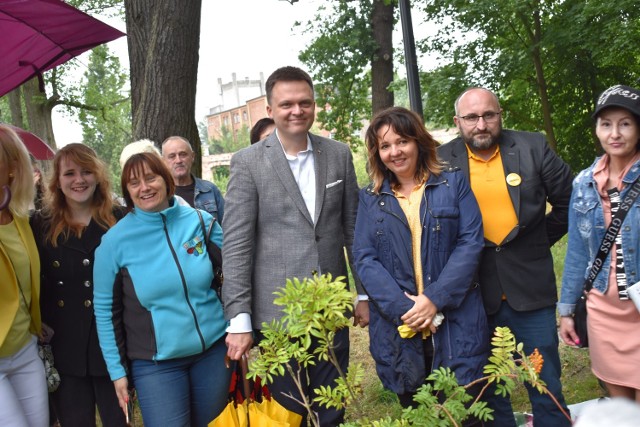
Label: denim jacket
xmin=194 ymin=176 xmax=225 ymax=224
xmin=558 ymin=157 xmax=640 ymax=317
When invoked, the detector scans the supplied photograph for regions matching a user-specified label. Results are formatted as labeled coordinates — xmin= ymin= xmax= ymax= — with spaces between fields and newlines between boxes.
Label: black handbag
xmin=573 ymin=287 xmax=590 ymax=348
xmin=196 ymin=209 xmax=224 ymax=298
xmin=573 ymin=178 xmax=640 ymax=348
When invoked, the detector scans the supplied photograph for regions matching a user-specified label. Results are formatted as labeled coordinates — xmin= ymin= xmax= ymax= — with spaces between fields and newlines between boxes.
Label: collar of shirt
xmin=275 ymin=129 xmax=313 ymax=159
xmin=276 ymin=130 xmax=316 ymax=222
xmin=466 ymin=143 xmax=500 ymax=162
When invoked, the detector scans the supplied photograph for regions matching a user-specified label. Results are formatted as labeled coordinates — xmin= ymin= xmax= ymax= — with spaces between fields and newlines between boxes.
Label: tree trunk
xmin=371 ymin=0 xmax=394 ymax=114
xmin=22 ymin=78 xmax=57 ymax=150
xmin=124 ymin=0 xmax=203 ymax=176
xmin=8 ymin=88 xmax=25 ymax=129
xmin=520 ymin=4 xmax=557 ymax=152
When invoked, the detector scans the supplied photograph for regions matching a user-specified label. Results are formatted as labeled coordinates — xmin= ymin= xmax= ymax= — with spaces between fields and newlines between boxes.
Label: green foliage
xmin=78 ymin=44 xmax=131 ymax=187
xmin=419 ymin=63 xmax=472 ymax=129
xmin=352 ymin=326 xmax=565 ymax=426
xmin=212 ymin=166 xmax=229 ymax=195
xmin=208 ymin=125 xmax=249 ymax=154
xmin=419 ymin=0 xmax=640 ymax=172
xmin=249 ymin=274 xmax=361 ymax=425
xmin=298 ymin=1 xmax=379 ymax=149
xmin=249 ymin=273 xmax=570 ymax=427
xmin=352 ymin=148 xmax=371 ymax=188
xmin=68 ymin=0 xmax=123 ymax=16
xmin=0 ymin=97 xmax=10 ymax=123
xmin=52 ymin=0 xmax=126 ymax=122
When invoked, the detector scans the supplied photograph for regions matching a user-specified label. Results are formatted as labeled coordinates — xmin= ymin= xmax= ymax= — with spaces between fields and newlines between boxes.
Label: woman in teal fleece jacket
xmin=94 ymin=152 xmax=229 ymax=427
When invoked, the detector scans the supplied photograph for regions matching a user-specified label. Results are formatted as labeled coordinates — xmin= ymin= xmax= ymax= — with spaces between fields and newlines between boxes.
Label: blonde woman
xmin=0 ymin=124 xmax=47 ymax=427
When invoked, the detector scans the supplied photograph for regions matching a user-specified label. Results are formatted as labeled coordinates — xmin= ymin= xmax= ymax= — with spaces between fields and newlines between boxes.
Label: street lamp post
xmin=398 ymin=0 xmax=423 ymax=117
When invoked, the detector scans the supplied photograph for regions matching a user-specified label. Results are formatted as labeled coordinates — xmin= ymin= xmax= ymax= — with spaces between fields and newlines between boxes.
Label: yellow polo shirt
xmin=467 ymin=145 xmax=518 ymax=245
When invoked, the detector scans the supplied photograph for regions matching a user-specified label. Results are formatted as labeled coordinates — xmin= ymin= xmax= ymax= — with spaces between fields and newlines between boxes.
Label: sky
xmin=52 ymin=0 xmax=430 ymax=145
xmin=52 ymin=0 xmax=324 ymax=144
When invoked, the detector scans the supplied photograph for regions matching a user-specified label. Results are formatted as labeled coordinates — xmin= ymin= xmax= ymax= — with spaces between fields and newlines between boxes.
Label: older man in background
xmin=161 ymin=136 xmax=224 ymax=223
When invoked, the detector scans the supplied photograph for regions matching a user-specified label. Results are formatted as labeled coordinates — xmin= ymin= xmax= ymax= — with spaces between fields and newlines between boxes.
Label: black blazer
xmin=31 ymin=209 xmax=124 ymax=376
xmin=438 ymin=130 xmax=573 ymax=315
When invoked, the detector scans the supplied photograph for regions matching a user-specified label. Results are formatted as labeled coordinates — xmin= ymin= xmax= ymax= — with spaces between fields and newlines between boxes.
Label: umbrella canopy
xmin=7 ymin=124 xmax=55 ymax=160
xmin=0 ymin=0 xmax=126 ymax=97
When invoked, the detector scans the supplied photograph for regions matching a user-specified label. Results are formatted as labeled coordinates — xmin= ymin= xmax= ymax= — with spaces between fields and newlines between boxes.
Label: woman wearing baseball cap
xmin=559 ymin=84 xmax=640 ymax=402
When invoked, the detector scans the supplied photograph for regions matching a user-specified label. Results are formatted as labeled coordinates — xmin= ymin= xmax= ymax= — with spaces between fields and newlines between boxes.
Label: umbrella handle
xmin=0 ymin=185 xmax=11 ymax=211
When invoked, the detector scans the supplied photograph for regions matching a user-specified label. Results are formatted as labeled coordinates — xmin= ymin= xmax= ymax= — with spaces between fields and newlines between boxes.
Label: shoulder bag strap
xmin=583 ymin=177 xmax=640 ymax=292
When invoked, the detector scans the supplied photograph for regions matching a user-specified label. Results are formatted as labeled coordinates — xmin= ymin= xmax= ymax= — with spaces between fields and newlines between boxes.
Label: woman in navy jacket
xmin=353 ymin=107 xmax=489 ymax=412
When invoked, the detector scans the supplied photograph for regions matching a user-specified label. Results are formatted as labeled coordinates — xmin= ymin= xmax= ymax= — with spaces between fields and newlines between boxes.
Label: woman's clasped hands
xmin=400 ymin=292 xmax=439 ymax=335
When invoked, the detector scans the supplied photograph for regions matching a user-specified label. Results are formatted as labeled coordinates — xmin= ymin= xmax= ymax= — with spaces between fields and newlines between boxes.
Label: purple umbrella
xmin=0 ymin=0 xmax=126 ymax=97
xmin=6 ymin=124 xmax=56 ymax=160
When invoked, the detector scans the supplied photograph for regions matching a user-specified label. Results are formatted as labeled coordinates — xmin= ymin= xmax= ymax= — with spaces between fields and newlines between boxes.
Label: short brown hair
xmin=265 ymin=66 xmax=314 ymax=105
xmin=365 ymin=107 xmax=444 ymax=194
xmin=121 ymin=152 xmax=175 ymax=211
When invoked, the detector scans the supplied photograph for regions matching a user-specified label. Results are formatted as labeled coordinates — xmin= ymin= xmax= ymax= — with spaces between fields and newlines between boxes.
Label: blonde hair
xmin=43 ymin=143 xmax=116 ymax=246
xmin=0 ymin=125 xmax=35 ymax=217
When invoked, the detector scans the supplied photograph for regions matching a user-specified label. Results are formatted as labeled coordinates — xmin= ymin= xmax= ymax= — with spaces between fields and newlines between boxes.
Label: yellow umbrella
xmin=210 ymin=356 xmax=302 ymax=427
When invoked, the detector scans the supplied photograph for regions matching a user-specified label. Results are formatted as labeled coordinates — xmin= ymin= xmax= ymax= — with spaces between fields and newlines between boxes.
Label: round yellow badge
xmin=506 ymin=173 xmax=522 ymax=186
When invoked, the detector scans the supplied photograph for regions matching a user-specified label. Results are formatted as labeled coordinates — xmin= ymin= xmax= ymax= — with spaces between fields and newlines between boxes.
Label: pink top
xmin=587 ymin=153 xmax=640 ymax=388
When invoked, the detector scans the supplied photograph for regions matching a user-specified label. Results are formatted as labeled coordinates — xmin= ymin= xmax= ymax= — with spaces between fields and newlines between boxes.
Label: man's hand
xmin=225 ymin=332 xmax=253 ymax=360
xmin=353 ymin=300 xmax=370 ymax=327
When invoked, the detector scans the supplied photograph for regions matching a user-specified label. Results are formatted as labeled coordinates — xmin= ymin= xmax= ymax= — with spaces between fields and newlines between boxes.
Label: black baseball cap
xmin=593 ymin=84 xmax=640 ymax=119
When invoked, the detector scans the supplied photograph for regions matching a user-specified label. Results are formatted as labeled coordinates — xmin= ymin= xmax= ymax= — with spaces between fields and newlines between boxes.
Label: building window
xmin=242 ymin=111 xmax=248 ymax=121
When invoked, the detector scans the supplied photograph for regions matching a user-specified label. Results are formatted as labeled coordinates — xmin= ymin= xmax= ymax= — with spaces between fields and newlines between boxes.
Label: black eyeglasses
xmin=457 ymin=111 xmax=501 ymax=126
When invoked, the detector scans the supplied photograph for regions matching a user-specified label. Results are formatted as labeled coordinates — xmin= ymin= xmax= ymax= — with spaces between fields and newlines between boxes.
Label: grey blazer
xmin=221 ymin=132 xmax=361 ymax=328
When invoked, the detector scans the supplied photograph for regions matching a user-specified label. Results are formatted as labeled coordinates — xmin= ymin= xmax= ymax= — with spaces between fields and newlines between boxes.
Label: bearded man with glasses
xmin=438 ymin=87 xmax=573 ymax=427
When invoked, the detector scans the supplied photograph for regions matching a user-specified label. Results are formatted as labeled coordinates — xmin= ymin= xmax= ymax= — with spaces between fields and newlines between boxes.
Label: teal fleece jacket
xmin=94 ymin=198 xmax=225 ymax=380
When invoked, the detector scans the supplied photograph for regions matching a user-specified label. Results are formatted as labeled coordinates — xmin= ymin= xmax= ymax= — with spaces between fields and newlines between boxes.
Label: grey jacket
xmin=221 ymin=132 xmax=360 ymax=328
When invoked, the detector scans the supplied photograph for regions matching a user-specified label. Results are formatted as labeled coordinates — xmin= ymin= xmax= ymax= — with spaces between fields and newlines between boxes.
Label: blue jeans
xmin=131 ymin=337 xmax=231 ymax=427
xmin=485 ymin=303 xmax=571 ymax=427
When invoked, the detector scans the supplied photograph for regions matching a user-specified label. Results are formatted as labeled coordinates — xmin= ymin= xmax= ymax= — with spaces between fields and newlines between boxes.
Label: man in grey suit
xmin=222 ymin=66 xmax=367 ymax=426
xmin=438 ymin=88 xmax=572 ymax=426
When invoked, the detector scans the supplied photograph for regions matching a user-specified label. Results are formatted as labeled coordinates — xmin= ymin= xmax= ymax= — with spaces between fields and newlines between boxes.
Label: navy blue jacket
xmin=353 ymin=169 xmax=489 ymax=394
